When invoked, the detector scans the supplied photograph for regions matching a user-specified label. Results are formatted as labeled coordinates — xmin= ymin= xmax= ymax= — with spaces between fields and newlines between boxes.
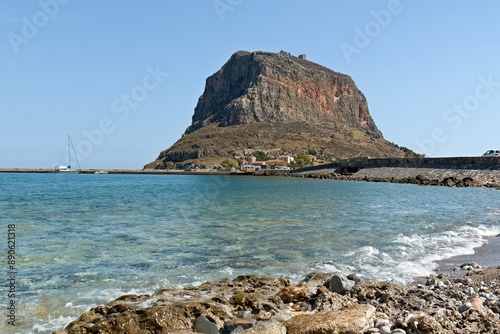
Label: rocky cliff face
xmin=146 ymin=50 xmax=407 ymax=169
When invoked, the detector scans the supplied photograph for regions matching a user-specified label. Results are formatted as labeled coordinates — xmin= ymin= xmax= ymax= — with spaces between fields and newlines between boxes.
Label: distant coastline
xmin=0 ymin=168 xmax=237 ymax=175
xmin=2 ymin=156 xmax=500 ymax=188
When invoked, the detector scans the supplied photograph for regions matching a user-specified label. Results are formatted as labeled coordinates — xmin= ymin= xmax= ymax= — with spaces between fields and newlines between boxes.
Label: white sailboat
xmin=55 ymin=135 xmax=81 ymax=173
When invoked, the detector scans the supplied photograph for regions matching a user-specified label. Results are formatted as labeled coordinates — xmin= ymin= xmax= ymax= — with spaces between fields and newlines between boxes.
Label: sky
xmin=1 ymin=0 xmax=500 ymax=169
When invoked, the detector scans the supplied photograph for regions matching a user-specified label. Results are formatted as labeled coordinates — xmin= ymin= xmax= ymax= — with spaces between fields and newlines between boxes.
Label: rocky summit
xmin=146 ymin=50 xmax=409 ymax=169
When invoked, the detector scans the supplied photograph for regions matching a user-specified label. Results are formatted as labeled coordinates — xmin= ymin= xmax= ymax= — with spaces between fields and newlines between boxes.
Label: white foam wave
xmin=30 ymin=316 xmax=75 ymax=333
xmin=219 ymin=266 xmax=235 ymax=276
xmin=339 ymin=222 xmax=500 ymax=284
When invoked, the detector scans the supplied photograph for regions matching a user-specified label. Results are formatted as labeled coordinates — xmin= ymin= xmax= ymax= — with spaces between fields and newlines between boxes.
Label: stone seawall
xmin=296 ymin=157 xmax=500 ymax=174
xmin=291 ymin=157 xmax=500 ymax=188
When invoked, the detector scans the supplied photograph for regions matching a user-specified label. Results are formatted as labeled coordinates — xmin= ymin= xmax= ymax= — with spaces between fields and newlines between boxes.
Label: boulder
xmin=240 ymin=321 xmax=286 ymax=334
xmin=223 ymin=317 xmax=257 ymax=333
xmin=194 ymin=315 xmax=219 ymax=334
xmin=312 ymin=290 xmax=356 ymax=311
xmin=279 ymin=282 xmax=308 ymax=303
xmin=328 ymin=273 xmax=356 ymax=295
xmin=285 ymin=304 xmax=376 ymax=334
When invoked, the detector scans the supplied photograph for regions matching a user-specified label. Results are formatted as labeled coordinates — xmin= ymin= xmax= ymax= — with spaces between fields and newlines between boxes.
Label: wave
xmin=338 ymin=223 xmax=500 ymax=284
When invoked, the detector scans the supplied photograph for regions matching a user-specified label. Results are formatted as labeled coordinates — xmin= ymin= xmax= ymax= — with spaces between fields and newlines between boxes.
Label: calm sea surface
xmin=1 ymin=173 xmax=499 ymax=333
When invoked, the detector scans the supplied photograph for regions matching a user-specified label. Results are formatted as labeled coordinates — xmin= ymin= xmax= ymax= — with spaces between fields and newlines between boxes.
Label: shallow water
xmin=0 ymin=173 xmax=499 ymax=333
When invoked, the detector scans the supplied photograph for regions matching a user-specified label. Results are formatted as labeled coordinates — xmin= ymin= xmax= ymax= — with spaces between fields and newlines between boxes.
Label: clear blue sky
xmin=1 ymin=1 xmax=499 ymax=168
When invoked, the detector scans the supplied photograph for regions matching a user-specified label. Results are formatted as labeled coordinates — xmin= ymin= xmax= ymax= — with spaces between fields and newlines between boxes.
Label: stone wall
xmin=295 ymin=157 xmax=500 ymax=175
xmin=291 ymin=157 xmax=500 ymax=188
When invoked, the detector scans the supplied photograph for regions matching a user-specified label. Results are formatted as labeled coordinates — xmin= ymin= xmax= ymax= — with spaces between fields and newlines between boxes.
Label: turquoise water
xmin=1 ymin=173 xmax=499 ymax=333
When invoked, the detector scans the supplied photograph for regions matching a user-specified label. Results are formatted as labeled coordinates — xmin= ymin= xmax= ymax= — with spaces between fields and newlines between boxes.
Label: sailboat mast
xmin=68 ymin=135 xmax=72 ymax=167
xmin=68 ymin=135 xmax=81 ymax=170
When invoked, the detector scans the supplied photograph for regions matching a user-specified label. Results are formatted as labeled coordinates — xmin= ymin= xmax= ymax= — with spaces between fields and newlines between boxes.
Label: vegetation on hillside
xmin=220 ymin=158 xmax=239 ymax=170
xmin=391 ymin=143 xmax=426 ymax=158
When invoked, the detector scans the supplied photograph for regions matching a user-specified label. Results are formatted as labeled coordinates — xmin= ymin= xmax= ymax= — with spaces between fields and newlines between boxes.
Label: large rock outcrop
xmin=146 ymin=50 xmax=407 ymax=169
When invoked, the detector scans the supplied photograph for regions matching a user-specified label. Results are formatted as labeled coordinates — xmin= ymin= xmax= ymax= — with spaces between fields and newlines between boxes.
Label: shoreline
xmin=0 ymin=168 xmax=239 ymax=175
xmin=4 ymin=164 xmax=499 ymax=190
xmin=435 ymin=235 xmax=500 ymax=275
xmin=2 ymin=164 xmax=500 ymax=190
xmin=53 ymin=237 xmax=500 ymax=334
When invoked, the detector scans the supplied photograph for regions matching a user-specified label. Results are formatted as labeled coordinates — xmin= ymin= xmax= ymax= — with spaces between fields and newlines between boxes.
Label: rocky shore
xmin=291 ymin=167 xmax=500 ymax=189
xmin=54 ymin=261 xmax=500 ymax=334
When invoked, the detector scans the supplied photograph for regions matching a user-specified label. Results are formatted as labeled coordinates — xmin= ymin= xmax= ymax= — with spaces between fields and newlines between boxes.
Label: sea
xmin=1 ymin=172 xmax=499 ymax=333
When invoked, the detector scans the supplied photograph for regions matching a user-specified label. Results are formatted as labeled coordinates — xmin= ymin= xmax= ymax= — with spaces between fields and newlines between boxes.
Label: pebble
xmin=465 ymin=286 xmax=475 ymax=295
xmin=230 ymin=327 xmax=245 ymax=334
xmin=379 ymin=326 xmax=391 ymax=334
xmin=329 ymin=272 xmax=355 ymax=294
xmin=460 ymin=262 xmax=481 ymax=271
xmin=194 ymin=315 xmax=219 ymax=334
xmin=223 ymin=318 xmax=256 ymax=333
xmin=470 ymin=262 xmax=480 ymax=269
xmin=347 ymin=273 xmax=361 ymax=283
xmin=426 ymin=277 xmax=444 ymax=287
xmin=459 ymin=302 xmax=472 ymax=313
xmin=366 ymin=291 xmax=376 ymax=299
xmin=256 ymin=311 xmax=272 ymax=321
xmin=486 ymin=294 xmax=498 ymax=304
xmin=446 ymin=300 xmax=457 ymax=308
xmin=367 ymin=328 xmax=380 ymax=333
xmin=391 ymin=329 xmax=406 ymax=334
xmin=271 ymin=310 xmax=293 ymax=323
xmin=237 ymin=310 xmax=252 ymax=318
xmin=375 ymin=318 xmax=391 ymax=328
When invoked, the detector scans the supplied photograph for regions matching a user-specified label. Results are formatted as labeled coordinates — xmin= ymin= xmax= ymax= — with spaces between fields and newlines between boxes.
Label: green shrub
xmin=220 ymin=158 xmax=239 ymax=170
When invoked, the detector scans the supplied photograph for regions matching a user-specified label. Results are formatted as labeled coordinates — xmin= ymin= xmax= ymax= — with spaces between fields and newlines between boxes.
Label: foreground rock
xmin=285 ymin=304 xmax=376 ymax=334
xmin=54 ymin=268 xmax=500 ymax=334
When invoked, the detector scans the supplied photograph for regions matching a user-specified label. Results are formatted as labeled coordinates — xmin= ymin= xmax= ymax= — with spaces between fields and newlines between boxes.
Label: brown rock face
xmin=146 ymin=50 xmax=407 ymax=169
xmin=186 ymin=51 xmax=380 ymax=136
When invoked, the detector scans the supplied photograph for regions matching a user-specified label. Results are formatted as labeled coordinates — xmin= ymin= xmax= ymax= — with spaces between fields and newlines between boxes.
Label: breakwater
xmin=291 ymin=157 xmax=500 ymax=188
xmin=294 ymin=156 xmax=500 ymax=174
